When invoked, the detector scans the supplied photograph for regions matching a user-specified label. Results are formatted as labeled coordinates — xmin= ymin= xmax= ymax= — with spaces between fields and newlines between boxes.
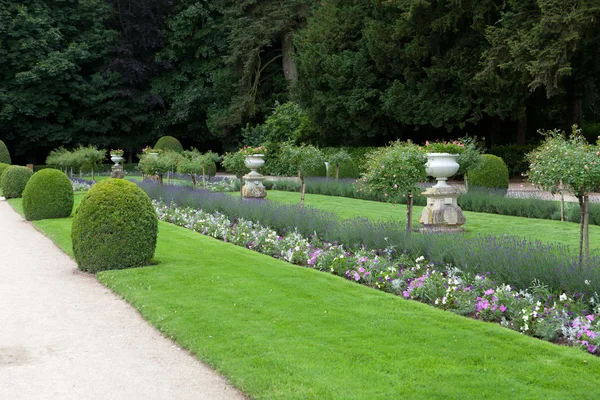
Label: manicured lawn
xmin=9 ymin=195 xmax=600 ymax=399
xmin=264 ymin=190 xmax=600 ymax=251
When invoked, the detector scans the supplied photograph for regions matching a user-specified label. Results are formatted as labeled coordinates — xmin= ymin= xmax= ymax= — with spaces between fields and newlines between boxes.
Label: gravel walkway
xmin=0 ymin=198 xmax=245 ymax=400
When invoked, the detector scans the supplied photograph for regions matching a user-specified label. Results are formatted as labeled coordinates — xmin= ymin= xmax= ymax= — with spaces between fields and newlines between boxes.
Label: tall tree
xmin=0 ymin=0 xmax=117 ymax=157
xmin=482 ymin=0 xmax=600 ymax=132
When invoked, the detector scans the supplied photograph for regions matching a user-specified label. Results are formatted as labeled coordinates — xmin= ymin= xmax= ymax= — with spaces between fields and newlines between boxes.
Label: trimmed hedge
xmin=71 ymin=179 xmax=158 ymax=273
xmin=0 ymin=162 xmax=10 ymax=188
xmin=468 ymin=154 xmax=509 ymax=192
xmin=0 ymin=140 xmax=10 ymax=164
xmin=487 ymin=144 xmax=537 ymax=177
xmin=154 ymin=136 xmax=184 ymax=153
xmin=22 ymin=169 xmax=74 ymax=221
xmin=1 ymin=166 xmax=33 ymax=198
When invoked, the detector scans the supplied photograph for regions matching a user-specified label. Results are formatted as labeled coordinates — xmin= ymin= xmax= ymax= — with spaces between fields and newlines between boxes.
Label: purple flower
xmin=484 ymin=289 xmax=495 ymax=296
xmin=499 ymin=305 xmax=507 ymax=312
xmin=586 ymin=314 xmax=595 ymax=322
xmin=403 ymin=290 xmax=410 ymax=298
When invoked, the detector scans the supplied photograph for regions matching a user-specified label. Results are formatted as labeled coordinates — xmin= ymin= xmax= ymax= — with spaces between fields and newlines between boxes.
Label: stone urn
xmin=242 ymin=154 xmax=267 ymax=198
xmin=110 ymin=154 xmax=125 ymax=179
xmin=425 ymin=153 xmax=459 ymax=188
xmin=110 ymin=155 xmax=124 ymax=166
xmin=420 ymin=153 xmax=465 ymax=231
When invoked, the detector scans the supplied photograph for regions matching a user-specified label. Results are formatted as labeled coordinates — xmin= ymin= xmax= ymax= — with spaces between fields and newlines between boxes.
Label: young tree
xmin=327 ymin=149 xmax=351 ymax=180
xmin=221 ymin=150 xmax=249 ymax=198
xmin=280 ymin=143 xmax=324 ymax=206
xmin=526 ymin=126 xmax=600 ymax=261
xmin=362 ymin=141 xmax=427 ymax=231
xmin=139 ymin=151 xmax=178 ymax=185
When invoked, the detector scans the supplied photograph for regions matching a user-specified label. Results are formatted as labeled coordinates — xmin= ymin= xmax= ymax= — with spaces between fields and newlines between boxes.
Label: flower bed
xmin=154 ymin=200 xmax=600 ymax=355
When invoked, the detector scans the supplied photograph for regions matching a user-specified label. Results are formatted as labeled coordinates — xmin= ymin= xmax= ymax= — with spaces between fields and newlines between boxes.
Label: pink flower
xmin=484 ymin=289 xmax=495 ymax=296
xmin=586 ymin=314 xmax=595 ymax=322
xmin=499 ymin=305 xmax=507 ymax=312
xmin=403 ymin=290 xmax=411 ymax=298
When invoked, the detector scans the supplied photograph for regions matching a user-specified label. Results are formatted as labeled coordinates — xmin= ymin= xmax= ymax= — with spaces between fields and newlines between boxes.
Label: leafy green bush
xmin=488 ymin=144 xmax=537 ymax=177
xmin=468 ymin=154 xmax=509 ymax=191
xmin=154 ymin=136 xmax=184 ymax=153
xmin=1 ymin=166 xmax=33 ymax=198
xmin=0 ymin=162 xmax=10 ymax=188
xmin=0 ymin=140 xmax=10 ymax=164
xmin=22 ymin=169 xmax=73 ymax=221
xmin=71 ymin=179 xmax=158 ymax=273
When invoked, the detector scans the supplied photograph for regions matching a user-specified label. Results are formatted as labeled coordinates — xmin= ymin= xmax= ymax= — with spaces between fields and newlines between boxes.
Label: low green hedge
xmin=22 ymin=168 xmax=74 ymax=221
xmin=1 ymin=166 xmax=33 ymax=198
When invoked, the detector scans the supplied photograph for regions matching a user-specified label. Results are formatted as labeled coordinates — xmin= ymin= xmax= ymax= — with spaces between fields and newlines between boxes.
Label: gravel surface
xmin=0 ymin=198 xmax=245 ymax=400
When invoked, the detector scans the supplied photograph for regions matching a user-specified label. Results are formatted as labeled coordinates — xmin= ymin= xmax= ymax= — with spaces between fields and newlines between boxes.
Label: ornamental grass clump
xmin=22 ymin=169 xmax=73 ymax=221
xmin=72 ymin=179 xmax=157 ymax=273
xmin=1 ymin=166 xmax=33 ymax=198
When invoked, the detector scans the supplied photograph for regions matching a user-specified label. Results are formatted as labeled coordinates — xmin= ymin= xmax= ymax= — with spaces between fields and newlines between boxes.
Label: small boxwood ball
xmin=22 ymin=169 xmax=74 ymax=221
xmin=1 ymin=166 xmax=33 ymax=199
xmin=0 ymin=140 xmax=10 ymax=164
xmin=154 ymin=135 xmax=183 ymax=153
xmin=72 ymin=179 xmax=158 ymax=273
xmin=468 ymin=154 xmax=509 ymax=192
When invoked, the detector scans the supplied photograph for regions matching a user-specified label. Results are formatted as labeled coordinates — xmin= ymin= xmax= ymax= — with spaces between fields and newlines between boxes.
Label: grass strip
xmin=264 ymin=190 xmax=600 ymax=251
xmin=8 ymin=197 xmax=600 ymax=399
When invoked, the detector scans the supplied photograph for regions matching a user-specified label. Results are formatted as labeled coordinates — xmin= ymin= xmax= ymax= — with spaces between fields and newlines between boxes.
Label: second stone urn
xmin=420 ymin=153 xmax=465 ymax=231
xmin=242 ymin=154 xmax=267 ymax=198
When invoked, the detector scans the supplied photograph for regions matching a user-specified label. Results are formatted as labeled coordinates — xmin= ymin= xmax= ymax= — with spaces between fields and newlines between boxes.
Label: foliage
xmin=326 ymin=149 xmax=351 ymax=179
xmin=22 ymin=169 xmax=73 ymax=221
xmin=110 ymin=149 xmax=124 ymax=156
xmin=468 ymin=154 xmax=509 ymax=191
xmin=280 ymin=143 xmax=324 ymax=180
xmin=221 ymin=151 xmax=249 ymax=178
xmin=1 ymin=166 xmax=33 ymax=199
xmin=239 ymin=146 xmax=267 ymax=156
xmin=71 ymin=179 xmax=157 ymax=272
xmin=0 ymin=140 xmax=10 ymax=164
xmin=45 ymin=146 xmax=106 ymax=178
xmin=361 ymin=141 xmax=426 ymax=203
xmin=177 ymin=149 xmax=218 ymax=189
xmin=154 ymin=136 xmax=184 ymax=153
xmin=138 ymin=151 xmax=179 ymax=183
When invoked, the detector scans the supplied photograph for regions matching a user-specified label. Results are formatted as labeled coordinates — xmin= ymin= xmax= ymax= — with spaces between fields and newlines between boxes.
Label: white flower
xmin=560 ymin=293 xmax=568 ymax=302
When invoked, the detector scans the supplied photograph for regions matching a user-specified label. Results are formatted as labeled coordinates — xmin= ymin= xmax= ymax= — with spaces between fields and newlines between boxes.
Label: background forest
xmin=1 ymin=0 xmax=599 ymax=164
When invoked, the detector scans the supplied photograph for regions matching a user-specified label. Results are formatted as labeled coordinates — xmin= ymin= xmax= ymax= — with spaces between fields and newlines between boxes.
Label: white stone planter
xmin=110 ymin=155 xmax=124 ymax=167
xmin=425 ymin=153 xmax=459 ymax=188
xmin=243 ymin=154 xmax=266 ymax=198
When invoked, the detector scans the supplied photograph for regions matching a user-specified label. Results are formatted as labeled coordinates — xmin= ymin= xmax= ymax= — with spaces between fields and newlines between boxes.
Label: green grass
xmin=264 ymin=191 xmax=600 ymax=251
xmin=8 ymin=195 xmax=600 ymax=399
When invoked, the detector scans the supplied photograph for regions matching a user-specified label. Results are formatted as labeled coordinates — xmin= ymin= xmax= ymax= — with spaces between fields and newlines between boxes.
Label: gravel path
xmin=0 ymin=198 xmax=245 ymax=400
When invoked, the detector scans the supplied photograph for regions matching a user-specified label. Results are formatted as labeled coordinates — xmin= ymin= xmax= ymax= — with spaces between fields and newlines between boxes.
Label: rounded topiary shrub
xmin=0 ymin=162 xmax=10 ymax=188
xmin=154 ymin=135 xmax=183 ymax=153
xmin=22 ymin=169 xmax=74 ymax=221
xmin=72 ymin=179 xmax=158 ymax=273
xmin=1 ymin=166 xmax=33 ymax=199
xmin=0 ymin=140 xmax=10 ymax=164
xmin=468 ymin=154 xmax=509 ymax=191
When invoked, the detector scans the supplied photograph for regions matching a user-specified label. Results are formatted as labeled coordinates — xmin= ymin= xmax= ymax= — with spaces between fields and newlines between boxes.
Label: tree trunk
xmin=464 ymin=173 xmax=469 ymax=192
xmin=560 ymin=180 xmax=565 ymax=222
xmin=406 ymin=193 xmax=413 ymax=232
xmin=202 ymin=167 xmax=207 ymax=189
xmin=281 ymin=31 xmax=298 ymax=82
xmin=191 ymin=175 xmax=197 ymax=190
xmin=584 ymin=194 xmax=590 ymax=262
xmin=335 ymin=164 xmax=339 ymax=180
xmin=578 ymin=195 xmax=585 ymax=262
xmin=300 ymin=178 xmax=306 ymax=207
xmin=516 ymin=112 xmax=527 ymax=145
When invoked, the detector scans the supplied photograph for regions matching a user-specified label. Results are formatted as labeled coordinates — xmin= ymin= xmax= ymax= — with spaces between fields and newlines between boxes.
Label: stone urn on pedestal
xmin=110 ymin=152 xmax=125 ymax=179
xmin=242 ymin=154 xmax=267 ymax=198
xmin=419 ymin=153 xmax=466 ymax=231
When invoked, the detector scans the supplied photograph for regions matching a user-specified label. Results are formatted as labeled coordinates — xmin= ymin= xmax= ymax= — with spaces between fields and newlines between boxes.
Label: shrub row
xmin=139 ymin=182 xmax=600 ymax=295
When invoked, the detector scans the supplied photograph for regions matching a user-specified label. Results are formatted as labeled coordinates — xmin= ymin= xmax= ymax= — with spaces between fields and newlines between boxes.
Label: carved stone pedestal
xmin=111 ymin=165 xmax=124 ymax=179
xmin=419 ymin=186 xmax=466 ymax=232
xmin=242 ymin=174 xmax=267 ymax=198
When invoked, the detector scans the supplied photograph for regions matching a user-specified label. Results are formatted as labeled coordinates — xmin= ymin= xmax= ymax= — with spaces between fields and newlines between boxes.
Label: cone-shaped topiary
xmin=468 ymin=154 xmax=509 ymax=192
xmin=1 ymin=166 xmax=33 ymax=199
xmin=154 ymin=136 xmax=183 ymax=153
xmin=72 ymin=179 xmax=158 ymax=273
xmin=0 ymin=162 xmax=10 ymax=189
xmin=22 ymin=169 xmax=74 ymax=221
xmin=0 ymin=140 xmax=10 ymax=164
